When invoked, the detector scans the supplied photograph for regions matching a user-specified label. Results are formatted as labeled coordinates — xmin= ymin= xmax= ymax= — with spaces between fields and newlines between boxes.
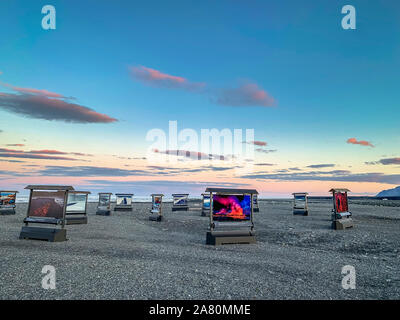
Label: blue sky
xmin=0 ymin=0 xmax=399 ymax=196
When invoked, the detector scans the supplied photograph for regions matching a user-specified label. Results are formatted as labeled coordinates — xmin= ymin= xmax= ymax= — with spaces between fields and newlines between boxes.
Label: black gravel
xmin=0 ymin=199 xmax=399 ymax=300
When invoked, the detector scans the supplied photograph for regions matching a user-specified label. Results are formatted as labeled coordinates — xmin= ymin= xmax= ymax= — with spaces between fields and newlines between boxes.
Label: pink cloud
xmin=250 ymin=140 xmax=267 ymax=147
xmin=215 ymin=83 xmax=275 ymax=107
xmin=129 ymin=66 xmax=205 ymax=91
xmin=347 ymin=138 xmax=374 ymax=148
xmin=0 ymin=93 xmax=117 ymax=123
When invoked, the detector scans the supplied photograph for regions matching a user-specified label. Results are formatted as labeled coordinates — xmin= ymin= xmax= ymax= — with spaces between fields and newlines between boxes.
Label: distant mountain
xmin=376 ymin=186 xmax=400 ymax=198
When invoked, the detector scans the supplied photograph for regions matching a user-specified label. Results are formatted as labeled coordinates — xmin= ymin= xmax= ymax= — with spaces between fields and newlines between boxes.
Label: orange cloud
xmin=130 ymin=66 xmax=205 ymax=91
xmin=347 ymin=138 xmax=374 ymax=148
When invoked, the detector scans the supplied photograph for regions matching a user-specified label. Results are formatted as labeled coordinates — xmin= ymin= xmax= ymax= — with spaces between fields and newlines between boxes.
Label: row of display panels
xmin=5 ymin=190 xmax=349 ymax=220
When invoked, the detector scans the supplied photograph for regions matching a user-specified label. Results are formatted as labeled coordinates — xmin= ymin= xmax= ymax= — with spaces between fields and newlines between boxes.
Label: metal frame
xmin=172 ymin=193 xmax=189 ymax=211
xmin=204 ymin=188 xmax=258 ymax=245
xmin=150 ymin=194 xmax=164 ymax=221
xmin=0 ymin=190 xmax=19 ymax=215
xmin=114 ymin=193 xmax=134 ymax=211
xmin=292 ymin=192 xmax=309 ymax=215
xmin=65 ymin=191 xmax=90 ymax=224
xmin=96 ymin=192 xmax=112 ymax=215
xmin=20 ymin=185 xmax=74 ymax=242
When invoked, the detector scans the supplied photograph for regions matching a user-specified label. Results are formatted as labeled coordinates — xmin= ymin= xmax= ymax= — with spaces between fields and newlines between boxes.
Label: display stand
xmin=253 ymin=194 xmax=260 ymax=212
xmin=149 ymin=194 xmax=163 ymax=221
xmin=96 ymin=193 xmax=112 ymax=216
xmin=0 ymin=190 xmax=18 ymax=215
xmin=19 ymin=185 xmax=73 ymax=242
xmin=205 ymin=188 xmax=258 ymax=245
xmin=329 ymin=188 xmax=354 ymax=230
xmin=292 ymin=192 xmax=309 ymax=215
xmin=66 ymin=191 xmax=90 ymax=225
xmin=201 ymin=193 xmax=210 ymax=216
xmin=114 ymin=193 xmax=134 ymax=211
xmin=172 ymin=194 xmax=189 ymax=211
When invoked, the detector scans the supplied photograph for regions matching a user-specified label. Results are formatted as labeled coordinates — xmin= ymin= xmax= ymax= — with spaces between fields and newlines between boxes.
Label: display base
xmin=65 ymin=216 xmax=88 ymax=225
xmin=149 ymin=214 xmax=162 ymax=222
xmin=201 ymin=210 xmax=209 ymax=217
xmin=114 ymin=207 xmax=132 ymax=211
xmin=333 ymin=218 xmax=354 ymax=230
xmin=0 ymin=209 xmax=16 ymax=215
xmin=96 ymin=210 xmax=111 ymax=216
xmin=172 ymin=206 xmax=188 ymax=211
xmin=19 ymin=226 xmax=67 ymax=242
xmin=206 ymin=230 xmax=256 ymax=245
xmin=293 ymin=209 xmax=308 ymax=216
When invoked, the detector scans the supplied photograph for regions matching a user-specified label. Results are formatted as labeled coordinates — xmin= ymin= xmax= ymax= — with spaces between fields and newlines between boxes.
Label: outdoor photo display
xmin=335 ymin=192 xmax=348 ymax=213
xmin=0 ymin=192 xmax=16 ymax=207
xmin=28 ymin=191 xmax=65 ymax=219
xmin=152 ymin=196 xmax=162 ymax=213
xmin=294 ymin=195 xmax=306 ymax=208
xmin=116 ymin=194 xmax=133 ymax=206
xmin=212 ymin=194 xmax=251 ymax=221
xmin=98 ymin=193 xmax=111 ymax=210
xmin=66 ymin=193 xmax=87 ymax=213
xmin=203 ymin=194 xmax=210 ymax=209
xmin=173 ymin=194 xmax=188 ymax=206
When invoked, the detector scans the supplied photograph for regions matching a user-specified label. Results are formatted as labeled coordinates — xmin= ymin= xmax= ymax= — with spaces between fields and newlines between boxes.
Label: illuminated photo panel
xmin=0 ymin=192 xmax=17 ymax=207
xmin=173 ymin=194 xmax=188 ymax=206
xmin=28 ymin=191 xmax=65 ymax=219
xmin=203 ymin=194 xmax=210 ymax=209
xmin=66 ymin=193 xmax=87 ymax=213
xmin=294 ymin=195 xmax=306 ymax=208
xmin=212 ymin=194 xmax=251 ymax=222
xmin=153 ymin=195 xmax=162 ymax=212
xmin=335 ymin=192 xmax=348 ymax=213
xmin=116 ymin=194 xmax=133 ymax=206
xmin=98 ymin=193 xmax=111 ymax=210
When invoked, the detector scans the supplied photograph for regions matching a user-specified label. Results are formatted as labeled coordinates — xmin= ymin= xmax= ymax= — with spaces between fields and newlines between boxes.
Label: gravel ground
xmin=0 ymin=199 xmax=399 ymax=300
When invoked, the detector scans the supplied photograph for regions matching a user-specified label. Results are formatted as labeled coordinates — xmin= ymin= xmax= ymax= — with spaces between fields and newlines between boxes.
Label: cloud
xmin=214 ymin=83 xmax=275 ymax=107
xmin=241 ymin=171 xmax=400 ymax=185
xmin=0 ymin=82 xmax=117 ymax=123
xmin=255 ymin=163 xmax=276 ymax=166
xmin=130 ymin=66 xmax=205 ymax=91
xmin=0 ymin=153 xmax=77 ymax=161
xmin=81 ymin=179 xmax=250 ymax=195
xmin=0 ymin=147 xmax=91 ymax=161
xmin=244 ymin=140 xmax=267 ymax=147
xmin=347 ymin=138 xmax=374 ymax=148
xmin=152 ymin=149 xmax=229 ymax=160
xmin=378 ymin=158 xmax=400 ymax=165
xmin=255 ymin=148 xmax=277 ymax=154
xmin=365 ymin=158 xmax=400 ymax=165
xmin=5 ymin=144 xmax=24 ymax=147
xmin=307 ymin=164 xmax=335 ymax=168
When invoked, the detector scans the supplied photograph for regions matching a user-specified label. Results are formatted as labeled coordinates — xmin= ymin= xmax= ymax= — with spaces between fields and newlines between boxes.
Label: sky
xmin=0 ymin=0 xmax=399 ymax=197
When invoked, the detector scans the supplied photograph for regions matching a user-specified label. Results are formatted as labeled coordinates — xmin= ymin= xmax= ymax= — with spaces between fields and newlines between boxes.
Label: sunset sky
xmin=0 ymin=0 xmax=399 ymax=197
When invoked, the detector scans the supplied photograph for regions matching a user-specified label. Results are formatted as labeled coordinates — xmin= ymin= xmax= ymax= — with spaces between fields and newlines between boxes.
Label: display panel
xmin=173 ymin=194 xmax=188 ymax=206
xmin=66 ymin=193 xmax=87 ymax=213
xmin=203 ymin=195 xmax=210 ymax=209
xmin=28 ymin=191 xmax=65 ymax=218
xmin=212 ymin=194 xmax=251 ymax=221
xmin=294 ymin=195 xmax=306 ymax=207
xmin=152 ymin=196 xmax=162 ymax=213
xmin=0 ymin=192 xmax=16 ymax=206
xmin=116 ymin=194 xmax=132 ymax=206
xmin=99 ymin=194 xmax=110 ymax=206
xmin=335 ymin=192 xmax=348 ymax=213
